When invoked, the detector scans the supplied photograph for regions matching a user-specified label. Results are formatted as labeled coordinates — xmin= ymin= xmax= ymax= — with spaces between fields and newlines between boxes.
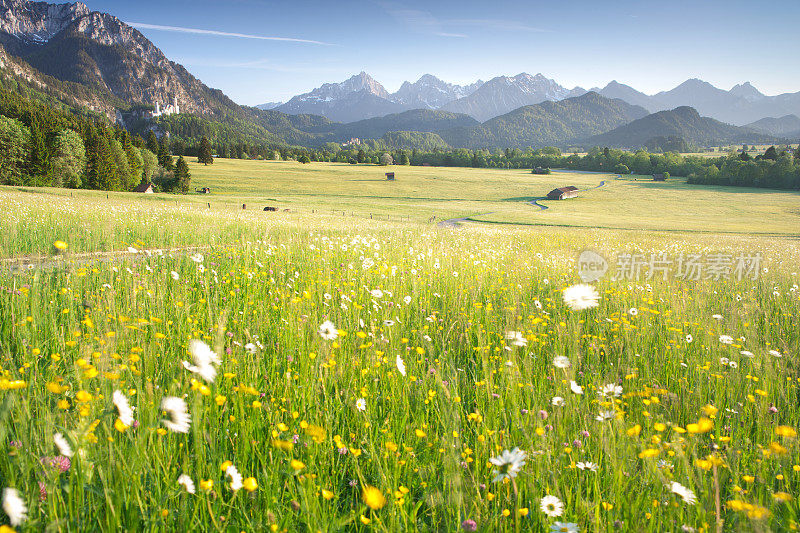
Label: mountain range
xmin=272 ymin=73 xmax=800 ymax=127
xmin=0 ymin=0 xmax=792 ymax=153
xmin=585 ymin=106 xmax=779 ymax=149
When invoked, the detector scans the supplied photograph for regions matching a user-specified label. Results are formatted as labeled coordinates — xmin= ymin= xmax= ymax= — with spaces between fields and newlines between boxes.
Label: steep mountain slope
xmin=583 ymin=106 xmax=781 ymax=148
xmin=440 ymin=92 xmax=648 ymax=149
xmin=0 ymin=0 xmax=246 ymax=120
xmin=276 ymin=72 xmax=405 ymax=122
xmin=440 ymin=73 xmax=577 ymax=122
xmin=391 ymin=74 xmax=483 ymax=110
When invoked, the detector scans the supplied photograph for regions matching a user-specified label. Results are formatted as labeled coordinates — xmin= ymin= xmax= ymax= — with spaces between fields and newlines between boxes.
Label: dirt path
xmin=2 ymin=244 xmax=215 ymax=275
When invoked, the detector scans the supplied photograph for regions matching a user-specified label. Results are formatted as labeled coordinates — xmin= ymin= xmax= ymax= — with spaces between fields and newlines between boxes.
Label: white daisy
xmin=54 ymin=432 xmax=73 ymax=458
xmin=396 ymin=355 xmax=407 ymax=377
xmin=489 ymin=448 xmax=527 ymax=483
xmin=505 ymin=331 xmax=527 ymax=347
xmin=685 ymin=334 xmax=693 ymax=343
xmin=244 ymin=343 xmax=257 ymax=355
xmin=2 ymin=487 xmax=27 ymax=526
xmin=170 ymin=271 xmax=180 ymax=280
xmin=177 ymin=474 xmax=196 ymax=494
xmin=540 ymin=495 xmax=564 ymax=517
xmin=553 ymin=356 xmax=571 ymax=369
xmin=595 ymin=410 xmax=616 ymax=422
xmin=570 ymin=381 xmax=584 ymax=395
xmin=183 ymin=340 xmax=219 ymax=383
xmin=403 ymin=295 xmax=412 ymax=305
xmin=562 ymin=284 xmax=600 ymax=311
xmin=599 ymin=383 xmax=622 ymax=398
xmin=161 ymin=397 xmax=191 ymax=433
xmin=628 ymin=307 xmax=638 ymax=316
xmin=356 ymin=398 xmax=366 ymax=412
xmin=719 ymin=335 xmax=734 ymax=345
xmin=226 ymin=464 xmax=243 ymax=491
xmin=769 ymin=350 xmax=783 ymax=358
xmin=318 ymin=320 xmax=338 ymax=341
xmin=551 ymin=396 xmax=565 ymax=407
xmin=576 ymin=461 xmax=599 ymax=472
xmin=670 ymin=481 xmax=697 ymax=505
xmin=113 ymin=390 xmax=135 ymax=426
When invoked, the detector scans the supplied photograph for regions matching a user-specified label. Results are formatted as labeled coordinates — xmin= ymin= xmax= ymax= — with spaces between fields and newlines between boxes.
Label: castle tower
xmin=173 ymin=96 xmax=179 ymax=114
xmin=155 ymin=102 xmax=161 ymax=116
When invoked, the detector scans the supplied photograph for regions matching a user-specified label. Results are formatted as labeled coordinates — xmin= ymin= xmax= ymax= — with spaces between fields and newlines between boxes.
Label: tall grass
xmin=0 ymin=193 xmax=799 ymax=531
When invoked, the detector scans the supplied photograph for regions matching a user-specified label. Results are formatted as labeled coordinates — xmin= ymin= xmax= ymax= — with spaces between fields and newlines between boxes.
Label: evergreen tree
xmin=96 ymin=134 xmax=118 ymax=191
xmin=763 ymin=146 xmax=779 ymax=161
xmin=146 ymin=131 xmax=159 ymax=155
xmin=357 ymin=149 xmax=366 ymax=163
xmin=84 ymin=126 xmax=101 ymax=190
xmin=158 ymin=136 xmax=174 ymax=170
xmin=28 ymin=119 xmax=51 ymax=185
xmin=794 ymin=144 xmax=800 ymax=160
xmin=174 ymin=156 xmax=191 ymax=194
xmin=198 ymin=136 xmax=214 ymax=165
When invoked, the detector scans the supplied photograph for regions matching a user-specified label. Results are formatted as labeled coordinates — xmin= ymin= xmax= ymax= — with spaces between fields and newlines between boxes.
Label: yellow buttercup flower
xmin=362 ymin=486 xmax=386 ymax=510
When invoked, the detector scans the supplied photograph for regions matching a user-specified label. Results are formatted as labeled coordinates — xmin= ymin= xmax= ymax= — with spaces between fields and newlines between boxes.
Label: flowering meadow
xmin=1 ymin=197 xmax=800 ymax=531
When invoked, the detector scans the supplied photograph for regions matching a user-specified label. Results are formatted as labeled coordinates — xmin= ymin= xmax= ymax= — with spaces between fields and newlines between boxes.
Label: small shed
xmin=531 ymin=167 xmax=551 ymax=175
xmin=196 ymin=187 xmax=211 ymax=194
xmin=653 ymin=174 xmax=667 ymax=181
xmin=547 ymin=186 xmax=578 ymax=200
xmin=135 ymin=182 xmax=154 ymax=194
xmin=386 ymin=172 xmax=395 ymax=181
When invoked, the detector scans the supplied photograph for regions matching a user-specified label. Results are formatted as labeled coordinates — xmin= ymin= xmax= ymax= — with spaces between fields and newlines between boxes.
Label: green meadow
xmin=1 ymin=161 xmax=800 ymax=532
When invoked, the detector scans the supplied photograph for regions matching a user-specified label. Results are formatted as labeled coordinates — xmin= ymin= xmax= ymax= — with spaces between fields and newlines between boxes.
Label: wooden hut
xmin=546 ymin=186 xmax=579 ymax=200
xmin=653 ymin=174 xmax=667 ymax=181
xmin=134 ymin=182 xmax=154 ymax=194
xmin=386 ymin=172 xmax=395 ymax=181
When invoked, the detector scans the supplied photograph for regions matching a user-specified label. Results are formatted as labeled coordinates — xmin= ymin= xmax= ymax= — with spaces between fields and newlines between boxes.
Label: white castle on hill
xmin=148 ymin=97 xmax=180 ymax=118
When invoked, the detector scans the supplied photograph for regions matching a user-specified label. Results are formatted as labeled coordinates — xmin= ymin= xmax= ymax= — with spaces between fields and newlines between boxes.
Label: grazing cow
xmin=264 ymin=207 xmax=278 ymax=212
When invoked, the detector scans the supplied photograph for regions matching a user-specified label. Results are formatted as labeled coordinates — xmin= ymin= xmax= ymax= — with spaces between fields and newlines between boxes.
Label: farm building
xmin=531 ymin=167 xmax=551 ymax=175
xmin=653 ymin=174 xmax=667 ymax=181
xmin=547 ymin=186 xmax=579 ymax=200
xmin=386 ymin=172 xmax=395 ymax=181
xmin=134 ymin=182 xmax=154 ymax=194
xmin=196 ymin=187 xmax=212 ymax=194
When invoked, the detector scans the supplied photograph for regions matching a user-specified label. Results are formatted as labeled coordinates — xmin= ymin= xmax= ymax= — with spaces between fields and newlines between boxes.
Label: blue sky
xmin=85 ymin=0 xmax=800 ymax=106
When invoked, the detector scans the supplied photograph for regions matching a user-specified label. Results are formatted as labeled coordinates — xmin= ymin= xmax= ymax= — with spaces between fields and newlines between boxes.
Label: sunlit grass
xmin=1 ymin=183 xmax=800 ymax=531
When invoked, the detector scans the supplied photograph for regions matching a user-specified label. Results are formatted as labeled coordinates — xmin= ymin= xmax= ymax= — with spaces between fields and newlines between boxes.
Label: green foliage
xmin=158 ymin=137 xmax=174 ymax=171
xmin=51 ymin=129 xmax=86 ymax=188
xmin=0 ymin=115 xmax=30 ymax=185
xmin=146 ymin=131 xmax=159 ymax=155
xmin=197 ymin=136 xmax=214 ymax=165
xmin=174 ymin=156 xmax=191 ymax=194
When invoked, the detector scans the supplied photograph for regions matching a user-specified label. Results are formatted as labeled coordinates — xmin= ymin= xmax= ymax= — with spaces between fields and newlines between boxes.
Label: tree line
xmin=0 ymin=88 xmax=199 ymax=194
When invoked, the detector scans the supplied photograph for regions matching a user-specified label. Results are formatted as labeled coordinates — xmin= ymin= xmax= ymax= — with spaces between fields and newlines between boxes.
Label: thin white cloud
xmin=379 ymin=3 xmax=466 ymax=38
xmin=126 ymin=22 xmax=333 ymax=46
xmin=445 ymin=19 xmax=552 ymax=33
